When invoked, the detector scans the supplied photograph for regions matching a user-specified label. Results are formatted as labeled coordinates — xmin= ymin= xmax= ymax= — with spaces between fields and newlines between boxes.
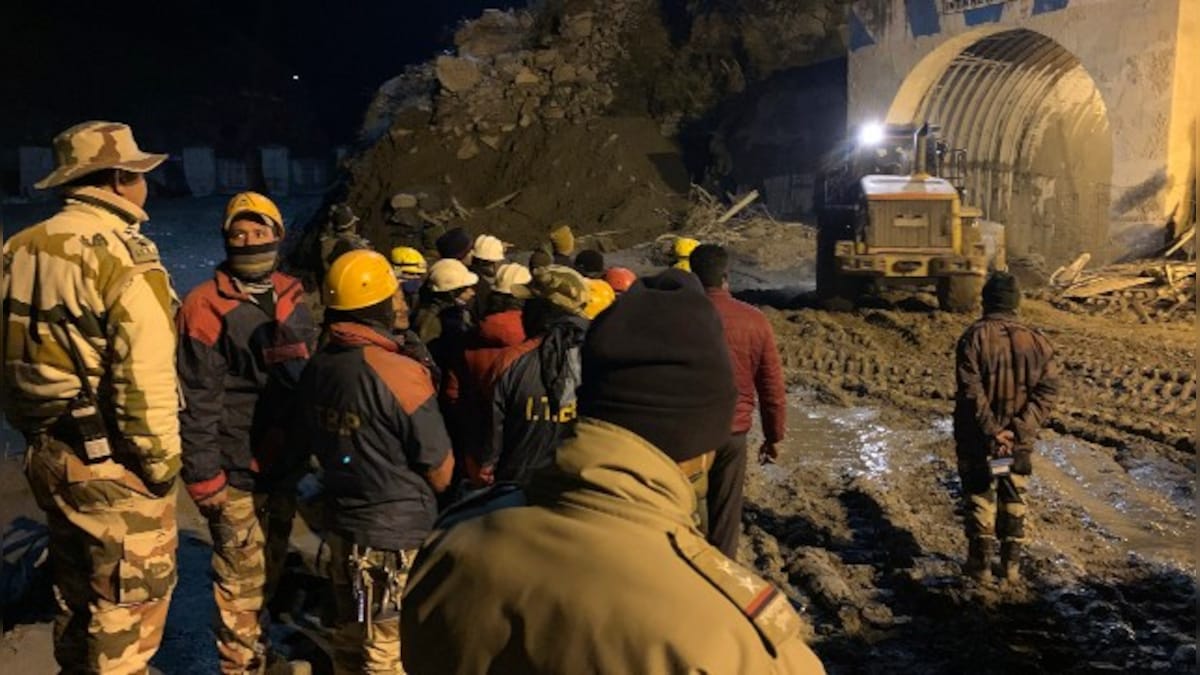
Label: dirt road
xmin=741 ymin=295 xmax=1196 ymax=673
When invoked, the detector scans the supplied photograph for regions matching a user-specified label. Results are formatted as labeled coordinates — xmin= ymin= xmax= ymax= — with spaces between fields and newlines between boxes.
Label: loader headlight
xmin=858 ymin=122 xmax=884 ymax=147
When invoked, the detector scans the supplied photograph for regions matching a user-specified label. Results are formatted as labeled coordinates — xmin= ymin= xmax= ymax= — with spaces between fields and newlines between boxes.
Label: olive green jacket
xmin=402 ymin=417 xmax=825 ymax=674
xmin=1 ymin=187 xmax=181 ymax=485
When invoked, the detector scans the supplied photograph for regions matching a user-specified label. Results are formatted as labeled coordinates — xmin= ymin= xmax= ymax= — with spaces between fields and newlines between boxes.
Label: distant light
xmin=858 ymin=122 xmax=884 ymax=147
xmin=291 ymin=74 xmax=300 ymax=81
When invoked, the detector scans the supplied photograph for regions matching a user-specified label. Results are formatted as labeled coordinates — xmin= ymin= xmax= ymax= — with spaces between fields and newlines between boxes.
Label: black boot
xmin=1000 ymin=540 xmax=1022 ymax=583
xmin=964 ymin=536 xmax=995 ymax=582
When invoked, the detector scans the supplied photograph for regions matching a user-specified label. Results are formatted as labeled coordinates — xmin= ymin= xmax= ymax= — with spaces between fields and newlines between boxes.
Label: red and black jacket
xmin=176 ymin=269 xmax=318 ymax=500
xmin=294 ymin=322 xmax=453 ymax=551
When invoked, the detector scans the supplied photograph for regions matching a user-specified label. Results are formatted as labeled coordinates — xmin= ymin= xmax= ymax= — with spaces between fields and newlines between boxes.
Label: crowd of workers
xmin=1 ymin=122 xmax=1057 ymax=675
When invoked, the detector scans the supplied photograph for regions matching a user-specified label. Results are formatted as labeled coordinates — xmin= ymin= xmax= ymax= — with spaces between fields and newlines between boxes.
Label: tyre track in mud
xmin=737 ymin=300 xmax=1196 ymax=673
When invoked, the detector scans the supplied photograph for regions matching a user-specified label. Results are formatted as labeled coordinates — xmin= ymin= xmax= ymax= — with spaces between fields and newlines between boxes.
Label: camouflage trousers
xmin=24 ymin=436 xmax=177 ymax=675
xmin=959 ymin=462 xmax=1030 ymax=544
xmin=326 ymin=532 xmax=415 ymax=675
xmin=203 ymin=487 xmax=296 ymax=673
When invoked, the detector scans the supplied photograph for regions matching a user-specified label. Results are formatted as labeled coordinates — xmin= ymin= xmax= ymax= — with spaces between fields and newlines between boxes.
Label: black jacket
xmin=294 ymin=321 xmax=453 ymax=550
xmin=176 ymin=269 xmax=318 ymax=500
xmin=484 ymin=315 xmax=588 ymax=483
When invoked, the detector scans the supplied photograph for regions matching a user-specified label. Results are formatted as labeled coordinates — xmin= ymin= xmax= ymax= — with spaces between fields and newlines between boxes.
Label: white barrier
xmin=290 ymin=158 xmax=329 ymax=194
xmin=182 ymin=147 xmax=216 ymax=197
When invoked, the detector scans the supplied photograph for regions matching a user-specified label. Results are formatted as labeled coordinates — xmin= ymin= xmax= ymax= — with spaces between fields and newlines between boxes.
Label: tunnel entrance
xmin=889 ymin=29 xmax=1112 ymax=268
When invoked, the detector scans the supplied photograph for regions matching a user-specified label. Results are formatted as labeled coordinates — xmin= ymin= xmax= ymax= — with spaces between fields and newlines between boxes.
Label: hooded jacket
xmin=401 ymin=418 xmax=826 ymax=675
xmin=176 ymin=269 xmax=318 ymax=499
xmin=481 ymin=314 xmax=587 ymax=484
xmin=294 ymin=322 xmax=453 ymax=550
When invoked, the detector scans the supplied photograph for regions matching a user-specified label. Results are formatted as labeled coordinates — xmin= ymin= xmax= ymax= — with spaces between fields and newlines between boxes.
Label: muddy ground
xmin=1 ymin=228 xmax=1196 ymax=672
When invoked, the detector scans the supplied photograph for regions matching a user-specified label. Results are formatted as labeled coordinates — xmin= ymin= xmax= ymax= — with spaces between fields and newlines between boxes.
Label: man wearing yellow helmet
xmin=391 ymin=246 xmax=428 ymax=309
xmin=673 ymin=237 xmax=701 ymax=272
xmin=293 ymin=249 xmax=455 ymax=673
xmin=388 ymin=247 xmax=439 ymax=384
xmin=176 ymin=191 xmax=318 ymax=672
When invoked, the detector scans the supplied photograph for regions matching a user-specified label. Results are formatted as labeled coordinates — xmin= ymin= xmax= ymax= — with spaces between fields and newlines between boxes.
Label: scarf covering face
xmin=226 ymin=241 xmax=279 ymax=282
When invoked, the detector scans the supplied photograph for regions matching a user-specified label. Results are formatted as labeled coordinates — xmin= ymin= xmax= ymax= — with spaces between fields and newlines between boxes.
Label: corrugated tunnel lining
xmin=916 ymin=29 xmax=1110 ymax=233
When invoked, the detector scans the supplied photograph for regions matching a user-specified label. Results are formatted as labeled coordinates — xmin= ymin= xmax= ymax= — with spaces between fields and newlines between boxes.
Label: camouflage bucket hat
xmin=531 ymin=264 xmax=590 ymax=316
xmin=34 ymin=121 xmax=167 ymax=190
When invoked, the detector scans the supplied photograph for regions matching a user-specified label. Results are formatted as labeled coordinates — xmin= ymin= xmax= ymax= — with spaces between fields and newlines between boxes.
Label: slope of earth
xmin=738 ymin=298 xmax=1197 ymax=673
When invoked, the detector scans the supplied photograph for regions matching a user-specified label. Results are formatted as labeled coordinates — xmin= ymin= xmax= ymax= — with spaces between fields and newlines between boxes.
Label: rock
xmin=500 ymin=123 xmax=517 ymax=133
xmin=436 ymin=56 xmax=482 ymax=93
xmin=480 ymin=135 xmax=502 ymax=151
xmin=453 ymin=9 xmax=527 ymax=58
xmin=562 ymin=12 xmax=594 ymax=39
xmin=552 ymin=64 xmax=578 ymax=84
xmin=543 ymin=106 xmax=566 ymax=120
xmin=514 ymin=67 xmax=541 ymax=86
xmin=533 ymin=49 xmax=561 ymax=68
xmin=390 ymin=193 xmax=418 ymax=210
xmin=519 ymin=114 xmax=535 ymax=128
xmin=456 ymin=136 xmax=480 ymax=160
xmin=577 ymin=65 xmax=598 ymax=83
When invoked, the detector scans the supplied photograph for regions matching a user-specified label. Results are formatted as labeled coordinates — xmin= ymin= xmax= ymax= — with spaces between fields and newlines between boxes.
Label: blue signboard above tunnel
xmin=1032 ymin=0 xmax=1070 ymax=15
xmin=964 ymin=3 xmax=1006 ymax=25
xmin=906 ymin=0 xmax=941 ymax=37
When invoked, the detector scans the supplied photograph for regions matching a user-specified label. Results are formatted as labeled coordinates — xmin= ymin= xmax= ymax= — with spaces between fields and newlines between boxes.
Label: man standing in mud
xmin=954 ymin=271 xmax=1059 ymax=583
xmin=1 ymin=121 xmax=181 ymax=672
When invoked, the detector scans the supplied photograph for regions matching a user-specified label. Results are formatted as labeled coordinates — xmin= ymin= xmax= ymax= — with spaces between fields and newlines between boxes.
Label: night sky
xmin=1 ymin=0 xmax=518 ymax=153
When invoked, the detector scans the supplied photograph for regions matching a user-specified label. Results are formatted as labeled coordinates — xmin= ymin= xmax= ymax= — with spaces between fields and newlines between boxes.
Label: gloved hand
xmin=758 ymin=441 xmax=780 ymax=465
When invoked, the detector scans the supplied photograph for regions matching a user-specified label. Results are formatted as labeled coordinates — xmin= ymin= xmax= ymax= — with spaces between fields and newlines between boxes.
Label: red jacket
xmin=706 ymin=288 xmax=787 ymax=442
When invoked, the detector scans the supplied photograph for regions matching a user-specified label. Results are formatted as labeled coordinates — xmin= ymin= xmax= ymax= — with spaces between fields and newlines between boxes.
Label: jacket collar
xmin=476 ymin=310 xmax=525 ymax=347
xmin=982 ymin=311 xmax=1019 ymax=322
xmin=528 ymin=418 xmax=697 ymax=531
xmin=705 ymin=287 xmax=732 ymax=301
xmin=63 ymin=186 xmax=149 ymax=228
xmin=214 ymin=267 xmax=295 ymax=301
xmin=327 ymin=321 xmax=400 ymax=353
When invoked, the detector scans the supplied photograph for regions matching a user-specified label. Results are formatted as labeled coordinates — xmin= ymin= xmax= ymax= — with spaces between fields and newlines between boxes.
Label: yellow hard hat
xmin=673 ymin=237 xmax=700 ymax=260
xmin=583 ymin=278 xmax=616 ymax=319
xmin=324 ymin=249 xmax=400 ymax=311
xmin=390 ymin=246 xmax=428 ymax=277
xmin=224 ymin=191 xmax=284 ymax=235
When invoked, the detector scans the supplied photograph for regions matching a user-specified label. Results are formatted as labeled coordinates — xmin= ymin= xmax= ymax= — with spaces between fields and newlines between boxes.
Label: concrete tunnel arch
xmin=885 ymin=27 xmax=1113 ymax=267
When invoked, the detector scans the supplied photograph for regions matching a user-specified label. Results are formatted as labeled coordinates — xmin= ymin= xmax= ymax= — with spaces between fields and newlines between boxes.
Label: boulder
xmin=514 ymin=67 xmax=541 ymax=86
xmin=436 ymin=56 xmax=482 ymax=93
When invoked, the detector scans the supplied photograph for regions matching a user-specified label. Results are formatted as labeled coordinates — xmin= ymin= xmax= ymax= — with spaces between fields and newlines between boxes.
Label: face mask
xmin=225 ymin=241 xmax=279 ymax=281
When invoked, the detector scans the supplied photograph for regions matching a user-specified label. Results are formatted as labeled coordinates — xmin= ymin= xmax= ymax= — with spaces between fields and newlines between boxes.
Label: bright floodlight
xmin=858 ymin=122 xmax=884 ymax=147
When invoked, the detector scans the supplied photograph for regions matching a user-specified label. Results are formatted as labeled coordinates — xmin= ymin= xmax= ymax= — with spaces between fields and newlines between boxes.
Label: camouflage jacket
xmin=953 ymin=312 xmax=1059 ymax=462
xmin=1 ymin=187 xmax=182 ymax=485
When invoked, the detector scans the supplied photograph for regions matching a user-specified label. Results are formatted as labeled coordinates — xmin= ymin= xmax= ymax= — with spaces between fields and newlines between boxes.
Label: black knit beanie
xmin=436 ymin=227 xmax=473 ymax=261
xmin=982 ymin=271 xmax=1020 ymax=313
xmin=574 ymin=249 xmax=605 ymax=279
xmin=578 ymin=269 xmax=736 ymax=462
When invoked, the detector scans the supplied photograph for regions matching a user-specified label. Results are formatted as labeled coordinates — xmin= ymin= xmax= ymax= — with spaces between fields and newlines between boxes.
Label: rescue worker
xmin=472 ymin=265 xmax=590 ymax=485
xmin=603 ymin=266 xmax=637 ymax=295
xmin=294 ymin=250 xmax=455 ymax=673
xmin=390 ymin=245 xmax=427 ymax=313
xmin=673 ymin=236 xmax=700 ymax=272
xmin=434 ymin=226 xmax=473 ymax=264
xmin=320 ymin=204 xmax=370 ymax=273
xmin=401 ymin=269 xmax=825 ymax=675
xmin=387 ymin=266 xmax=439 ymax=385
xmin=469 ymin=234 xmax=505 ymax=321
xmin=0 ymin=121 xmax=181 ymax=673
xmin=528 ymin=249 xmax=553 ymax=271
xmin=442 ymin=263 xmax=531 ymax=483
xmin=176 ymin=191 xmax=318 ymax=673
xmin=412 ymin=258 xmax=477 ymax=376
xmin=691 ymin=244 xmax=788 ymax=555
xmin=573 ymin=249 xmax=605 ymax=279
xmin=955 ymin=272 xmax=1059 ymax=583
xmin=583 ymin=277 xmax=616 ymax=319
xmin=548 ymin=222 xmax=575 ymax=266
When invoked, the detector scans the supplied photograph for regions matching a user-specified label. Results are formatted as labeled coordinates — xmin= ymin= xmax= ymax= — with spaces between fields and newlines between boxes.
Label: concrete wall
xmin=847 ymin=0 xmax=1192 ymax=263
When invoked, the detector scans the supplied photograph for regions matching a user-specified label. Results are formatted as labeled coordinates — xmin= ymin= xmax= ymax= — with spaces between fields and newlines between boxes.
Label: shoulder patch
xmin=670 ymin=530 xmax=801 ymax=656
xmin=436 ymin=483 xmax=527 ymax=530
xmin=118 ymin=232 xmax=162 ymax=264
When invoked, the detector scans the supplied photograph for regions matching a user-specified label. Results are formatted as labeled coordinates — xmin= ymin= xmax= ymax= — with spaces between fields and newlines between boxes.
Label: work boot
xmin=963 ymin=537 xmax=995 ymax=582
xmin=999 ymin=541 xmax=1022 ymax=583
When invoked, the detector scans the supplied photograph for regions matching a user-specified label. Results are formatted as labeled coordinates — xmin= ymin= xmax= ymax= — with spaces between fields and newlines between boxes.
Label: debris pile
xmin=653 ymin=186 xmax=816 ymax=269
xmin=1042 ymin=250 xmax=1196 ymax=323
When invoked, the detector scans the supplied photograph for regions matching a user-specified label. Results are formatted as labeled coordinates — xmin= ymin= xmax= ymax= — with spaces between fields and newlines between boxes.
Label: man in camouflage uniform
xmin=954 ymin=272 xmax=1059 ymax=583
xmin=319 ymin=204 xmax=370 ymax=275
xmin=0 ymin=121 xmax=181 ymax=673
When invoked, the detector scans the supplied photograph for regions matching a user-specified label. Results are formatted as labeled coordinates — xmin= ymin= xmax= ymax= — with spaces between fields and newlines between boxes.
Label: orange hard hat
xmin=603 ymin=266 xmax=637 ymax=293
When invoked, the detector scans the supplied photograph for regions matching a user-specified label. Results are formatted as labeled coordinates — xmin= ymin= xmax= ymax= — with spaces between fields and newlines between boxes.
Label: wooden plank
xmin=1061 ymin=276 xmax=1155 ymax=299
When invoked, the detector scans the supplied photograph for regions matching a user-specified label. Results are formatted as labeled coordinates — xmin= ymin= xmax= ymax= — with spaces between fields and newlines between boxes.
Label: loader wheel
xmin=821 ymin=274 xmax=869 ymax=311
xmin=937 ymin=275 xmax=983 ymax=313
